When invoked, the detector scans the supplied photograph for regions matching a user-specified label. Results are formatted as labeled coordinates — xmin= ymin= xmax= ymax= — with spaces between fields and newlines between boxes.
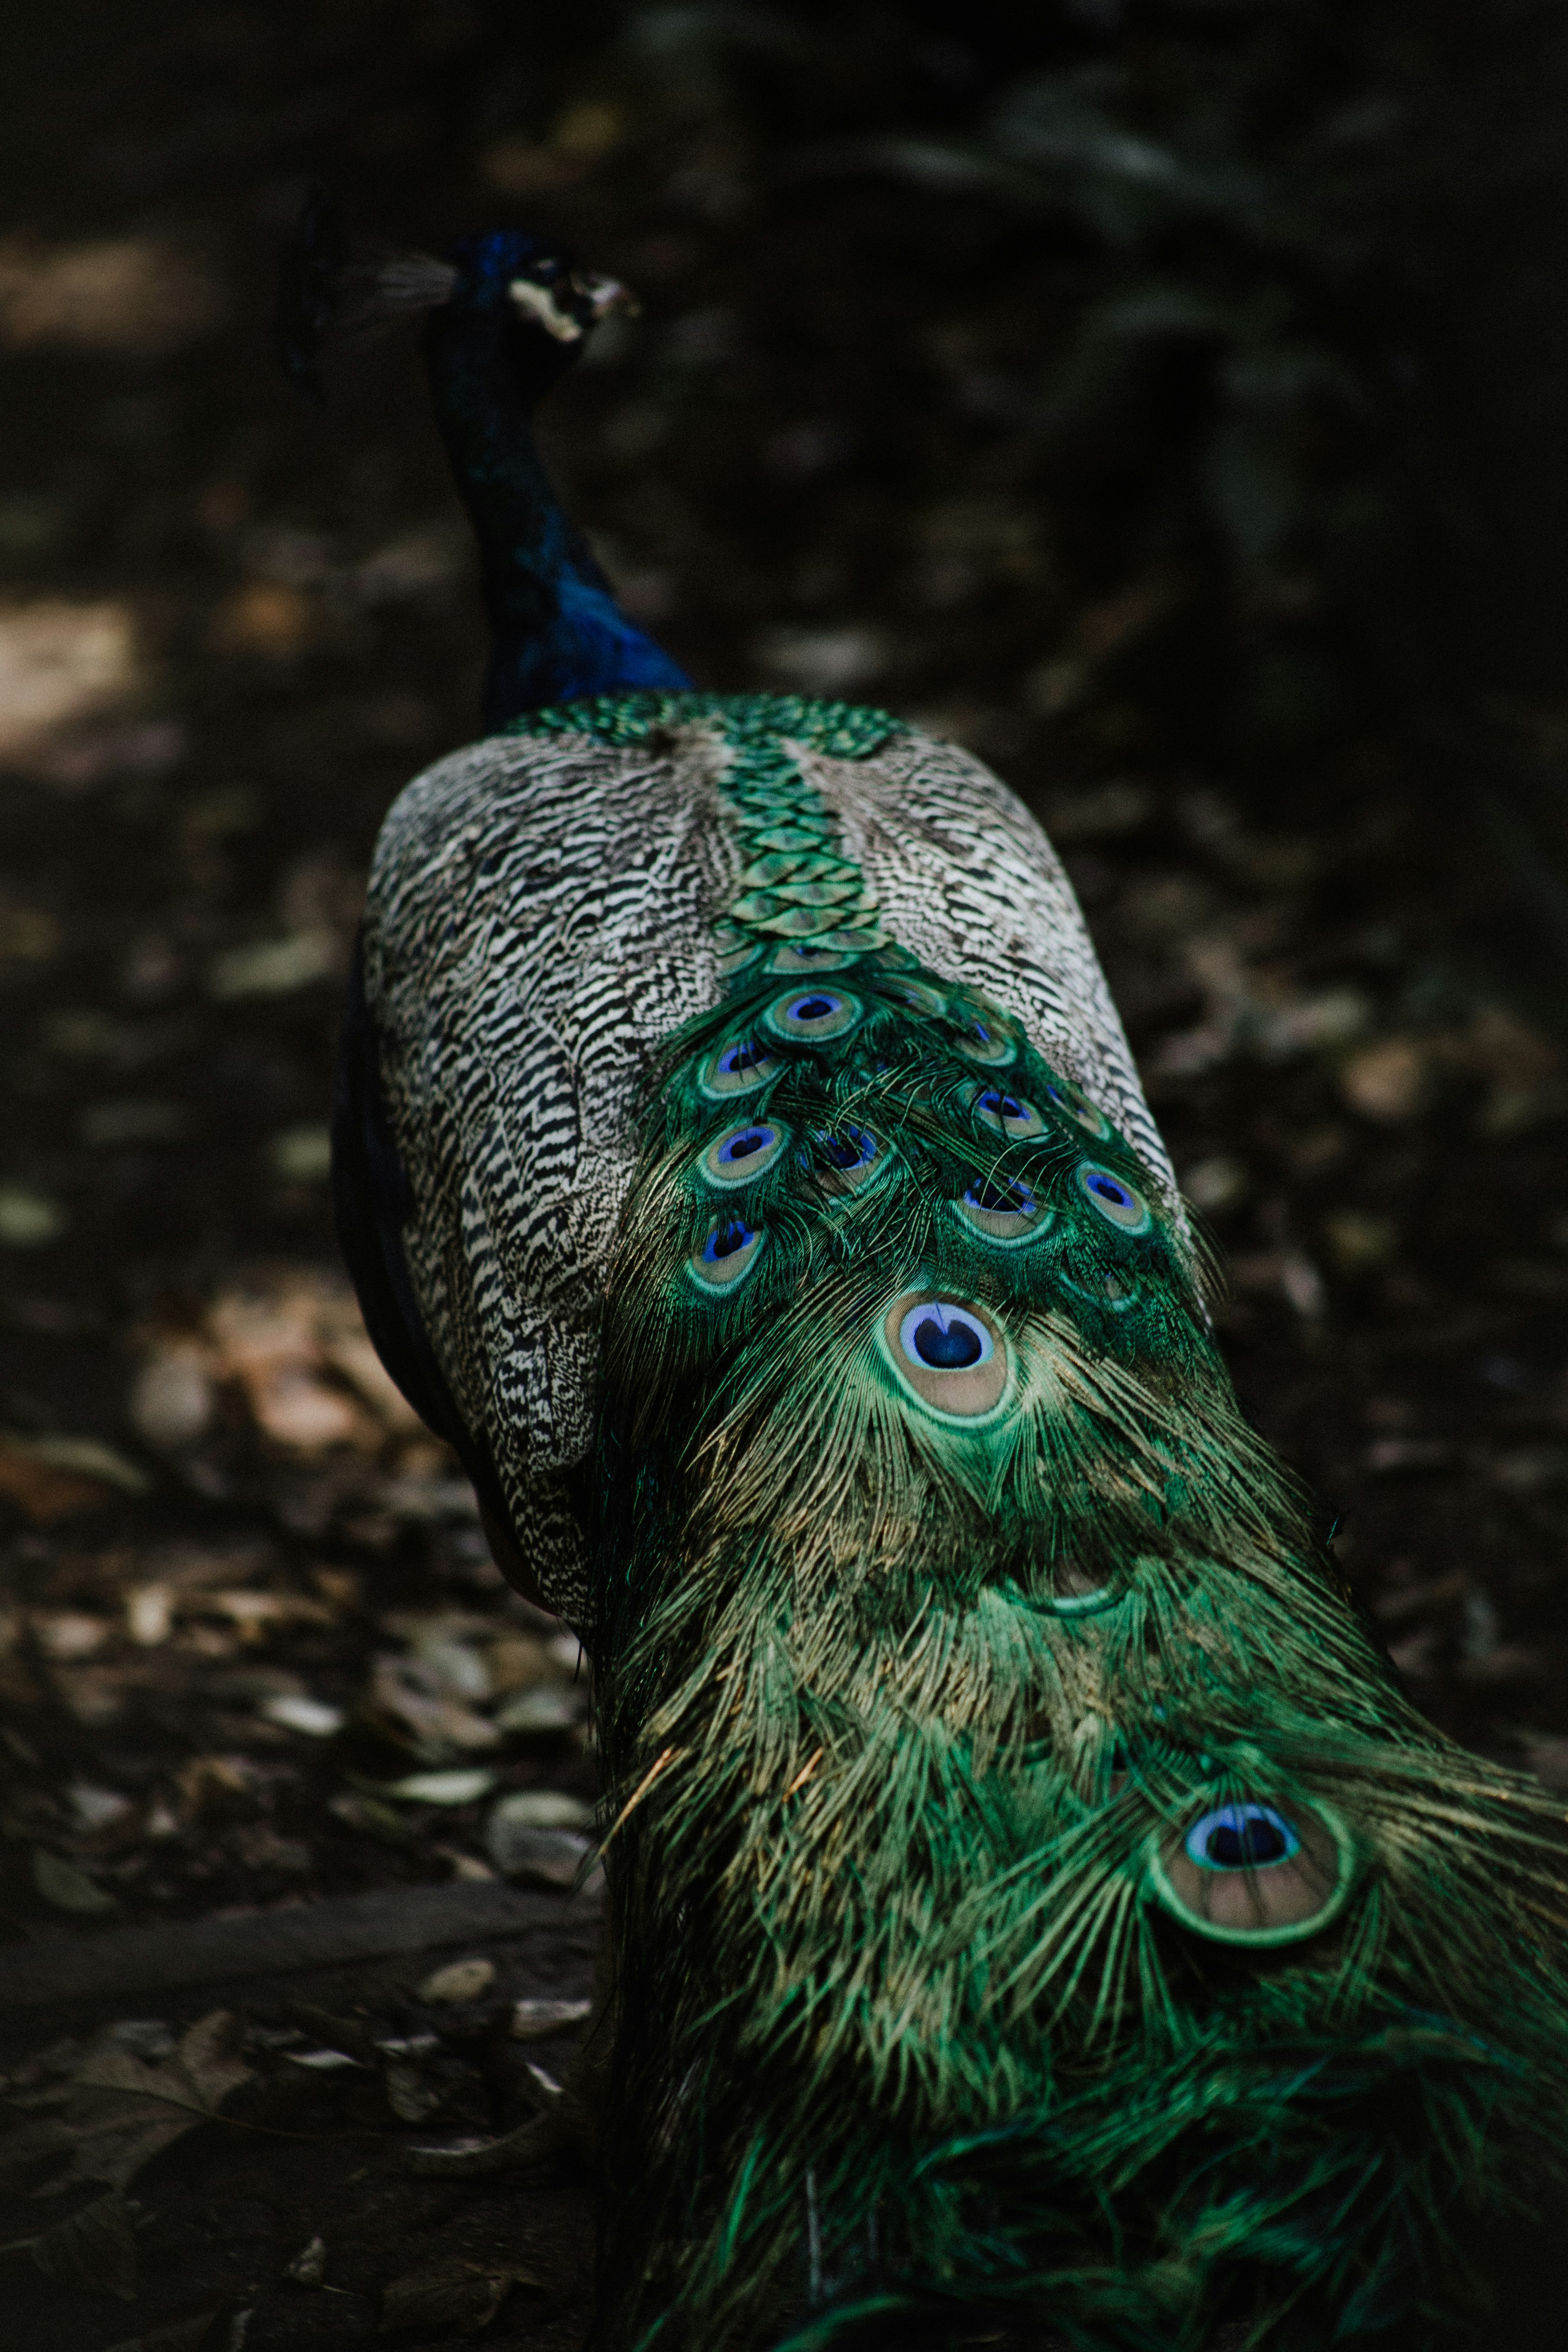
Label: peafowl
xmin=286 ymin=203 xmax=1568 ymax=2352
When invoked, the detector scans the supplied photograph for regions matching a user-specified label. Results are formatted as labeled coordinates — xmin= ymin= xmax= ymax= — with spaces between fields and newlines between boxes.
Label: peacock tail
xmin=543 ymin=694 xmax=1568 ymax=2349
xmin=308 ymin=217 xmax=1568 ymax=2352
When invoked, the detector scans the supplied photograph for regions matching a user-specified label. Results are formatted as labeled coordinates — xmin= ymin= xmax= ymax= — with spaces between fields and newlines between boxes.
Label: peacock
xmin=285 ymin=201 xmax=1568 ymax=2351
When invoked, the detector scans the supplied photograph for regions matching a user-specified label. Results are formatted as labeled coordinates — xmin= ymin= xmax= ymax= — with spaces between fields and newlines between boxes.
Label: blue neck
xmin=423 ymin=289 xmax=689 ymax=728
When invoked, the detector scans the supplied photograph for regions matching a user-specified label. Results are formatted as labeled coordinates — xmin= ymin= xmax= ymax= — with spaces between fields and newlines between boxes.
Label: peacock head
xmin=443 ymin=230 xmax=633 ymax=349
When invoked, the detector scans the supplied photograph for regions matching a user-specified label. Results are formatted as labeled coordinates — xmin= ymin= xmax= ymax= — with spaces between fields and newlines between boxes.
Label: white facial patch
xmin=508 ymin=277 xmax=584 ymax=343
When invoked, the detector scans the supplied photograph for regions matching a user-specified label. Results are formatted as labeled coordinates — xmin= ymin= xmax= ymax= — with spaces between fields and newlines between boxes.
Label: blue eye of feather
xmin=805 ymin=1123 xmax=883 ymax=1195
xmin=1076 ymin=1163 xmax=1152 ymax=1233
xmin=915 ymin=1317 xmax=980 ymax=1367
xmin=952 ymin=1011 xmax=1016 ymax=1066
xmin=972 ymin=1087 xmax=1047 ymax=1139
xmin=898 ymin=1301 xmax=994 ymax=1370
xmin=764 ymin=988 xmax=862 ymax=1046
xmin=700 ymin=1037 xmax=780 ymax=1099
xmin=1185 ymin=1804 xmax=1299 ymax=1873
xmin=965 ymin=1176 xmax=1032 ymax=1214
xmin=688 ymin=1216 xmax=765 ymax=1291
xmin=823 ymin=1127 xmax=876 ymax=1171
xmin=956 ymin=1170 xmax=1048 ymax=1246
xmin=704 ymin=1219 xmax=755 ymax=1263
xmin=702 ymin=1121 xmax=786 ymax=1186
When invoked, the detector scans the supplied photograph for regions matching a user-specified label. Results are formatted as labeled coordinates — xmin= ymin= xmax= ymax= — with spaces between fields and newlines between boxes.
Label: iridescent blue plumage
xmin=423 ymin=231 xmax=690 ymax=724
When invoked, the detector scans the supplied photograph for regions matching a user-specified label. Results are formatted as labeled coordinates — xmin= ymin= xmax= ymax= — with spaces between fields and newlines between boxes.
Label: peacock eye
xmin=884 ymin=979 xmax=947 ymax=1017
xmin=952 ymin=1011 xmax=1017 ymax=1067
xmin=766 ymin=941 xmax=861 ymax=975
xmin=699 ymin=1038 xmax=780 ymax=1100
xmin=1185 ymin=1804 xmax=1298 ymax=1872
xmin=972 ymin=1087 xmax=1047 ymax=1141
xmin=1147 ymin=1794 xmax=1356 ymax=1947
xmin=809 ymin=1124 xmax=882 ymax=1193
xmin=1045 ymin=1079 xmax=1112 ymax=1140
xmin=687 ymin=1217 xmax=765 ymax=1291
xmin=956 ymin=1175 xmax=1049 ymax=1245
xmin=900 ymin=1300 xmax=992 ymax=1369
xmin=880 ymin=1292 xmax=1011 ymax=1420
xmin=701 ymin=1121 xmax=786 ymax=1187
xmin=764 ymin=989 xmax=862 ymax=1046
xmin=1076 ymin=1164 xmax=1152 ymax=1235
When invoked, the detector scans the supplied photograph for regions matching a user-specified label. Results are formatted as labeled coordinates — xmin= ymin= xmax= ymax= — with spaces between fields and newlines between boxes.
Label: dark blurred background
xmin=6 ymin=4 xmax=1568 ymax=2340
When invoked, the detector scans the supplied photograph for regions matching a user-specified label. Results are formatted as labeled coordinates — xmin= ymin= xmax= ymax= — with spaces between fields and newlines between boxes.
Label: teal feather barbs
xmin=487 ymin=695 xmax=1568 ymax=2345
xmin=356 ymin=684 xmax=1568 ymax=2347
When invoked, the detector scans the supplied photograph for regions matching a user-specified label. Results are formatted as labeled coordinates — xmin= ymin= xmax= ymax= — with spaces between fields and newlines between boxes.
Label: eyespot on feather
xmin=806 ymin=1124 xmax=884 ymax=1195
xmin=701 ymin=1121 xmax=787 ymax=1188
xmin=1032 ymin=1561 xmax=1123 ymax=1617
xmin=970 ymin=1086 xmax=1048 ymax=1142
xmin=955 ymin=1174 xmax=1051 ymax=1245
xmin=687 ymin=1217 xmax=765 ymax=1292
xmin=1146 ymin=1797 xmax=1356 ymax=1946
xmin=879 ymin=1291 xmax=1011 ymax=1420
xmin=698 ymin=1039 xmax=780 ymax=1101
xmin=1044 ymin=1078 xmax=1113 ymax=1139
xmin=1076 ymin=1163 xmax=1153 ymax=1236
xmin=763 ymin=989 xmax=862 ymax=1047
xmin=765 ymin=941 xmax=864 ymax=975
xmin=882 ymin=979 xmax=947 ymax=1017
xmin=1060 ymin=1265 xmax=1139 ymax=1312
xmin=951 ymin=1009 xmax=1017 ymax=1067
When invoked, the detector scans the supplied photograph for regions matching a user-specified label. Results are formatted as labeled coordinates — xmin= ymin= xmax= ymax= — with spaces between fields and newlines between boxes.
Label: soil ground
xmin=3 ymin=6 xmax=1568 ymax=2348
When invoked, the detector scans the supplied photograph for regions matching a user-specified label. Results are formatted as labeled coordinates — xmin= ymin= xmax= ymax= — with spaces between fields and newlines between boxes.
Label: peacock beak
xmin=572 ymin=270 xmax=641 ymax=322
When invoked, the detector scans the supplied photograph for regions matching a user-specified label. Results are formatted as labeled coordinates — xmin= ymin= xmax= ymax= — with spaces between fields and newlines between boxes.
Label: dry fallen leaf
xmin=377 ymin=1767 xmax=497 ymax=1806
xmin=322 ymin=1332 xmax=426 ymax=1433
xmin=0 ymin=1439 xmax=126 ymax=1522
xmin=378 ymin=2253 xmax=542 ymax=2335
xmin=381 ymin=2055 xmax=444 ymax=2124
xmin=487 ymin=1824 xmax=593 ymax=1888
xmin=208 ymin=925 xmax=338 ymax=1000
xmin=127 ymin=1343 xmax=217 ymax=1451
xmin=285 ymin=2234 xmax=327 ymax=2287
xmin=0 ymin=599 xmax=141 ymax=763
xmin=369 ymin=1659 xmax=500 ymax=1754
xmin=0 ymin=1181 xmax=67 ymax=1247
xmin=32 ymin=1850 xmax=116 ymax=1915
xmin=1338 ymin=1035 xmax=1430 ymax=1123
xmin=418 ymin=1957 xmax=495 ymax=2004
xmin=511 ymin=1998 xmax=592 ymax=2042
xmin=0 ymin=236 xmax=223 ymax=355
xmin=201 ymin=1270 xmax=399 ymax=1452
xmin=20 ymin=2187 xmax=138 ymax=2300
xmin=0 ymin=2011 xmax=254 ymax=2196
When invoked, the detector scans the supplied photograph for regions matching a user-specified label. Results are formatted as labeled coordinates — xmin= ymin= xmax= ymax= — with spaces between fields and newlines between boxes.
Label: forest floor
xmin=4 ymin=5 xmax=1568 ymax=2349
